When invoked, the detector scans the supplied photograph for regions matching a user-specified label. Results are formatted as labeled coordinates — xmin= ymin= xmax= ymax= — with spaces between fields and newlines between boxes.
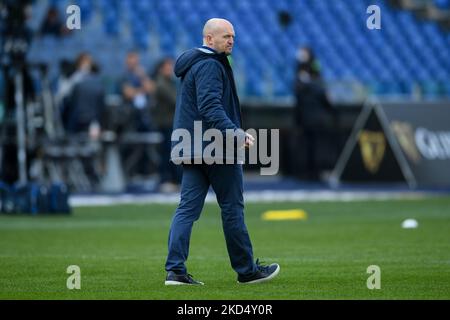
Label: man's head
xmin=126 ymin=51 xmax=140 ymax=70
xmin=156 ymin=57 xmax=174 ymax=78
xmin=75 ymin=52 xmax=93 ymax=72
xmin=202 ymin=18 xmax=235 ymax=55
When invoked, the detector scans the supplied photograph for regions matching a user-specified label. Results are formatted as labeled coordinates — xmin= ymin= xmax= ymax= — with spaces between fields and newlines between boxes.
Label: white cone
xmin=402 ymin=219 xmax=418 ymax=229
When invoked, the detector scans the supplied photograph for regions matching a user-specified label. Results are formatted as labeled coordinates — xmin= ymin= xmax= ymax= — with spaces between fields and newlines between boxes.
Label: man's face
xmin=298 ymin=48 xmax=310 ymax=62
xmin=161 ymin=60 xmax=174 ymax=77
xmin=126 ymin=53 xmax=139 ymax=70
xmin=208 ymin=24 xmax=235 ymax=55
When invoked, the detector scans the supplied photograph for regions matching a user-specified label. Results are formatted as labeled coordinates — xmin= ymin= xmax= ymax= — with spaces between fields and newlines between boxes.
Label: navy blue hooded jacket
xmin=171 ymin=46 xmax=245 ymax=164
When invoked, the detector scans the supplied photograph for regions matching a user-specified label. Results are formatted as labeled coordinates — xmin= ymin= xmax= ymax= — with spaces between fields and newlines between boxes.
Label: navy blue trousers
xmin=165 ymin=163 xmax=257 ymax=277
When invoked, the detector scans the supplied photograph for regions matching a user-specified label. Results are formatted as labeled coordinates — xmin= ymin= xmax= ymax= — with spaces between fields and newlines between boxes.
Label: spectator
xmin=52 ymin=53 xmax=104 ymax=188
xmin=39 ymin=6 xmax=70 ymax=38
xmin=121 ymin=51 xmax=155 ymax=132
xmin=294 ymin=46 xmax=336 ymax=181
xmin=152 ymin=58 xmax=181 ymax=192
xmin=296 ymin=46 xmax=321 ymax=81
xmin=59 ymin=53 xmax=105 ymax=139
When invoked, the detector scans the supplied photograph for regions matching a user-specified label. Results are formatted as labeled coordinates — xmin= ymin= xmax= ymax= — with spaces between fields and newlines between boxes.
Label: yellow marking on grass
xmin=262 ymin=209 xmax=308 ymax=221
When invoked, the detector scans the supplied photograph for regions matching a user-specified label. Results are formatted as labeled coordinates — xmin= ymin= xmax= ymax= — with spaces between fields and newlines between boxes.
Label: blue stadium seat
xmin=30 ymin=0 xmax=450 ymax=98
xmin=434 ymin=0 xmax=450 ymax=9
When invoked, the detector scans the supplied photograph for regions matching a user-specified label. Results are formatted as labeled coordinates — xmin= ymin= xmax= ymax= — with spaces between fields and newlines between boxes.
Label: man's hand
xmin=244 ymin=132 xmax=255 ymax=148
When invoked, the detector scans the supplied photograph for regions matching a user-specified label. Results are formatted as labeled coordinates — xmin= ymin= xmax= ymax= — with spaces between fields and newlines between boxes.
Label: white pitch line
xmin=70 ymin=190 xmax=428 ymax=207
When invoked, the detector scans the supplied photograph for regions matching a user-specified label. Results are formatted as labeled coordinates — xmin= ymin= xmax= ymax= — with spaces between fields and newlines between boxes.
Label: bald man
xmin=164 ymin=18 xmax=280 ymax=285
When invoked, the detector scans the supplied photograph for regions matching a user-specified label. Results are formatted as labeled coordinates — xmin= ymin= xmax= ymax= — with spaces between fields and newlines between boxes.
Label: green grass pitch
xmin=0 ymin=197 xmax=449 ymax=299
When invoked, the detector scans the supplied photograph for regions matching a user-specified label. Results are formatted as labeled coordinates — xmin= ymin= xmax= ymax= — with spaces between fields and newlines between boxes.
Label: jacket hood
xmin=174 ymin=47 xmax=221 ymax=78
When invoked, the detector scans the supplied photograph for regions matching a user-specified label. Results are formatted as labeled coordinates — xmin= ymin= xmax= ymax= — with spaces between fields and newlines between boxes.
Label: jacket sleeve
xmin=194 ymin=60 xmax=240 ymax=133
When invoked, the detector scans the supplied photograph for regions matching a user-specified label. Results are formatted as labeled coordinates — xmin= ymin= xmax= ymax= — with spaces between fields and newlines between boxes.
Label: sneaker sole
xmin=165 ymin=280 xmax=204 ymax=286
xmin=237 ymin=264 xmax=280 ymax=284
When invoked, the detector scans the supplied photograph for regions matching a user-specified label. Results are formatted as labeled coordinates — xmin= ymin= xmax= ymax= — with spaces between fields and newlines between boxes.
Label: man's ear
xmin=206 ymin=34 xmax=213 ymax=46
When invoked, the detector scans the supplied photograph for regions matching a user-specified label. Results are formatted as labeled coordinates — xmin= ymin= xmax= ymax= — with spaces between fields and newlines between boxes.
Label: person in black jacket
xmin=152 ymin=58 xmax=181 ymax=192
xmin=164 ymin=18 xmax=280 ymax=286
xmin=39 ymin=6 xmax=70 ymax=38
xmin=294 ymin=47 xmax=335 ymax=181
xmin=59 ymin=53 xmax=104 ymax=138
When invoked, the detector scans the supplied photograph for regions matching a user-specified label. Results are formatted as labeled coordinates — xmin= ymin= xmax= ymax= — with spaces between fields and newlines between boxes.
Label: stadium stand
xmin=26 ymin=0 xmax=450 ymax=101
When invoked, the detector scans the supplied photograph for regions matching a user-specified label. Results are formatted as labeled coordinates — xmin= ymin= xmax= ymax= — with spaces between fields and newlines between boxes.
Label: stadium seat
xmin=29 ymin=0 xmax=450 ymax=99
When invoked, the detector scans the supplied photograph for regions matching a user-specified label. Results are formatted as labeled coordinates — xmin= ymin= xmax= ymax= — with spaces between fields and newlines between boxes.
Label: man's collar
xmin=198 ymin=46 xmax=218 ymax=54
xmin=198 ymin=46 xmax=231 ymax=68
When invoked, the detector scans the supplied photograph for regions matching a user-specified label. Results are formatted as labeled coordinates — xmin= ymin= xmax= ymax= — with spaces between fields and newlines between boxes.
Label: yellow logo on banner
xmin=390 ymin=121 xmax=421 ymax=164
xmin=358 ymin=130 xmax=386 ymax=174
